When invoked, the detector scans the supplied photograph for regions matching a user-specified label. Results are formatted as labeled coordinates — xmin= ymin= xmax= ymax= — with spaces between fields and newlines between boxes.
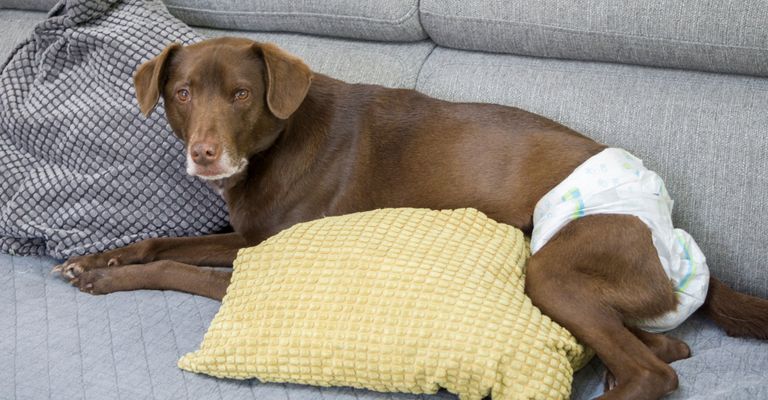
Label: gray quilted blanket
xmin=0 ymin=0 xmax=228 ymax=258
xmin=3 ymin=253 xmax=768 ymax=400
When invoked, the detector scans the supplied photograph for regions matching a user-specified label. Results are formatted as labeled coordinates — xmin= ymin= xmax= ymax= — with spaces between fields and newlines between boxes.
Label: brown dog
xmin=53 ymin=38 xmax=768 ymax=400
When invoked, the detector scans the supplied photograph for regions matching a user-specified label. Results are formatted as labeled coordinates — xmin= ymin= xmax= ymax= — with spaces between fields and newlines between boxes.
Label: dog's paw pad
xmin=73 ymin=270 xmax=114 ymax=295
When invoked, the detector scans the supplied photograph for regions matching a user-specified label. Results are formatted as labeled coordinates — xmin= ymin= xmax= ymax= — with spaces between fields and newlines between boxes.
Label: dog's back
xmin=279 ymin=74 xmax=605 ymax=232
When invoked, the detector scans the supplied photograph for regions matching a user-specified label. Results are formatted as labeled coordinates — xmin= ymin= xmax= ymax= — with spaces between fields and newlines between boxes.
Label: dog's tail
xmin=702 ymin=277 xmax=768 ymax=340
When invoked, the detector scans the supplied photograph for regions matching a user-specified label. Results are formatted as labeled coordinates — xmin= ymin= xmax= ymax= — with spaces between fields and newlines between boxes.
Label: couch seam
xmin=419 ymin=60 xmax=768 ymax=93
xmin=162 ymin=291 xmax=190 ymax=400
xmin=133 ymin=292 xmax=157 ymax=400
xmin=73 ymin=286 xmax=86 ymax=400
xmin=420 ymin=10 xmax=768 ymax=52
xmin=414 ymin=42 xmax=438 ymax=90
xmin=11 ymin=256 xmax=17 ymax=400
xmin=166 ymin=2 xmax=420 ymax=27
xmin=191 ymin=295 xmax=225 ymax=400
xmin=104 ymin=296 xmax=122 ymax=400
xmin=44 ymin=259 xmax=51 ymax=400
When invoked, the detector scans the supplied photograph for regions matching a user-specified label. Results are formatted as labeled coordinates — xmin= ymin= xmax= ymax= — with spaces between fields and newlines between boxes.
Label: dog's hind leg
xmin=603 ymin=328 xmax=692 ymax=392
xmin=604 ymin=327 xmax=692 ymax=391
xmin=628 ymin=327 xmax=691 ymax=363
xmin=525 ymin=214 xmax=681 ymax=400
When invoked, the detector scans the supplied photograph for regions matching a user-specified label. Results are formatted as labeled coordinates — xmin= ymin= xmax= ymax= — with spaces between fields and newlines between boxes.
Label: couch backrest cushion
xmin=0 ymin=10 xmax=47 ymax=59
xmin=420 ymin=0 xmax=768 ymax=77
xmin=163 ymin=0 xmax=426 ymax=42
xmin=196 ymin=28 xmax=435 ymax=89
xmin=416 ymin=48 xmax=768 ymax=298
xmin=1 ymin=0 xmax=58 ymax=11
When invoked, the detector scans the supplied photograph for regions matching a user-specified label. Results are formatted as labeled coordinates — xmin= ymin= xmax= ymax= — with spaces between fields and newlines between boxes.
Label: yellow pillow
xmin=178 ymin=208 xmax=591 ymax=400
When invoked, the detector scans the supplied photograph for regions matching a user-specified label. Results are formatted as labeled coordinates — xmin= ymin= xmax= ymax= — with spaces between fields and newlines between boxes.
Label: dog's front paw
xmin=71 ymin=269 xmax=119 ymax=295
xmin=52 ymin=253 xmax=120 ymax=279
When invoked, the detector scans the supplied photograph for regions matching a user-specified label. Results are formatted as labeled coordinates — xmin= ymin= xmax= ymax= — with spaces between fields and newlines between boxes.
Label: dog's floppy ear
xmin=255 ymin=42 xmax=313 ymax=120
xmin=133 ymin=43 xmax=181 ymax=117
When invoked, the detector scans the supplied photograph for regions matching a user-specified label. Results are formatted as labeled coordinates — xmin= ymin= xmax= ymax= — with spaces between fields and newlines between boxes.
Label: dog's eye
xmin=176 ymin=89 xmax=190 ymax=102
xmin=235 ymin=89 xmax=249 ymax=101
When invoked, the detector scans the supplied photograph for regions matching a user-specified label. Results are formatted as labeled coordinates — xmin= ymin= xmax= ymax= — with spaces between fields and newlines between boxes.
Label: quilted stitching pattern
xmin=179 ymin=208 xmax=590 ymax=400
xmin=3 ymin=254 xmax=768 ymax=400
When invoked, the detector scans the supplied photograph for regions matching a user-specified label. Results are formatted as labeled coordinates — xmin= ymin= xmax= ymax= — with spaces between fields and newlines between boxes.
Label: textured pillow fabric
xmin=163 ymin=0 xmax=426 ymax=42
xmin=420 ymin=0 xmax=768 ymax=77
xmin=179 ymin=208 xmax=591 ymax=400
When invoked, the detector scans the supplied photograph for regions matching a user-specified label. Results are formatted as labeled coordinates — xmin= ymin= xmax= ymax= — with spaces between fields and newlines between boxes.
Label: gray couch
xmin=1 ymin=0 xmax=767 ymax=399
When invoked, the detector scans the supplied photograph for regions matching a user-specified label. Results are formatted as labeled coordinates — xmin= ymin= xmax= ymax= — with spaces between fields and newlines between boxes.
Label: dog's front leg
xmin=70 ymin=260 xmax=232 ymax=300
xmin=53 ymin=232 xmax=246 ymax=279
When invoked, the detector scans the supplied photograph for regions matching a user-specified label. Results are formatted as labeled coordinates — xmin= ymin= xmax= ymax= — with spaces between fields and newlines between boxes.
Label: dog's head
xmin=133 ymin=38 xmax=313 ymax=181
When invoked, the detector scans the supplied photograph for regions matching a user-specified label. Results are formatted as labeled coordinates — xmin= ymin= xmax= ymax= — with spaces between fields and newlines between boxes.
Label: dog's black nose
xmin=190 ymin=142 xmax=221 ymax=166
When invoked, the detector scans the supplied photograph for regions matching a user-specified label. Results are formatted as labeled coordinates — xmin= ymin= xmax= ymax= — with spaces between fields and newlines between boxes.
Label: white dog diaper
xmin=531 ymin=148 xmax=709 ymax=332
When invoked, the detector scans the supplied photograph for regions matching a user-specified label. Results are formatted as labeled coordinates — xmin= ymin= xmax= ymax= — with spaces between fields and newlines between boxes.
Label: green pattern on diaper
xmin=675 ymin=230 xmax=697 ymax=293
xmin=562 ymin=188 xmax=585 ymax=220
